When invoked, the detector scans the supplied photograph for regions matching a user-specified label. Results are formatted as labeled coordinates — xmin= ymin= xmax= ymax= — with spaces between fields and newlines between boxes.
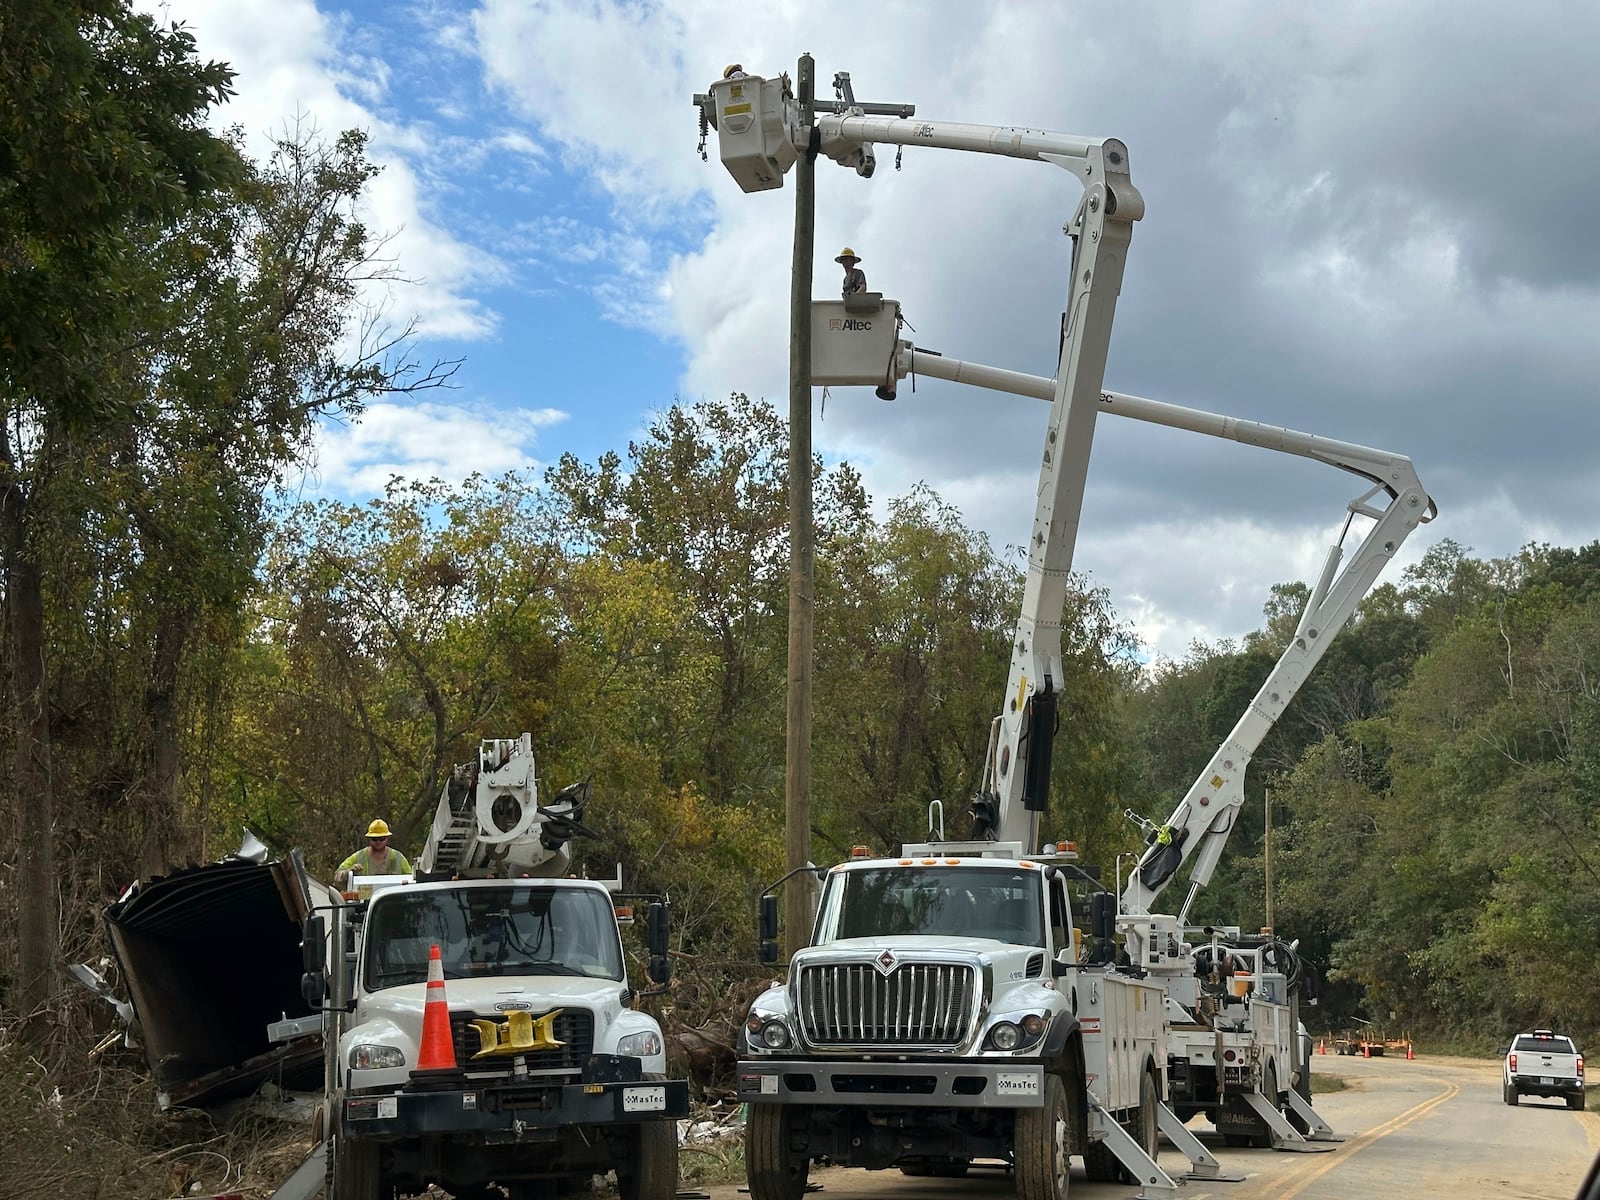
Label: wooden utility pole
xmin=784 ymin=53 xmax=817 ymax=955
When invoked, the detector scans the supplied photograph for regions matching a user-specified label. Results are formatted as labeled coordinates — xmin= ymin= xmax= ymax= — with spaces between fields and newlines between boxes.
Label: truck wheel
xmin=745 ymin=1104 xmax=809 ymax=1200
xmin=1503 ymin=1081 xmax=1518 ymax=1106
xmin=617 ymin=1118 xmax=679 ymax=1200
xmin=326 ymin=1130 xmax=383 ymax=1200
xmin=1013 ymin=1073 xmax=1071 ymax=1200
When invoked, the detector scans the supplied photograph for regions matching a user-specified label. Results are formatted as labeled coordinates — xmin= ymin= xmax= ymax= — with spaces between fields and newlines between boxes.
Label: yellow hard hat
xmin=365 ymin=819 xmax=392 ymax=838
xmin=835 ymin=247 xmax=861 ymax=264
xmin=723 ymin=63 xmax=744 ymax=79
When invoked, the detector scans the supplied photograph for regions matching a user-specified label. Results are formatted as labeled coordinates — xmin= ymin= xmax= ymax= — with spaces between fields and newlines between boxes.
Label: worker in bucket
xmin=335 ymin=818 xmax=414 ymax=890
xmin=836 ymin=247 xmax=868 ymax=297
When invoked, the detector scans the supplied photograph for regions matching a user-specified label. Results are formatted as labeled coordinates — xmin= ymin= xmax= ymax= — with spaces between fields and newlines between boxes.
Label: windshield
xmin=814 ymin=866 xmax=1044 ymax=946
xmin=362 ymin=885 xmax=624 ymax=991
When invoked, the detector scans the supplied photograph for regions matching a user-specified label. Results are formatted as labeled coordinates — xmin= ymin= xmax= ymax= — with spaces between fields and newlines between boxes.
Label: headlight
xmin=350 ymin=1043 xmax=406 ymax=1070
xmin=986 ymin=1014 xmax=1047 ymax=1052
xmin=988 ymin=1021 xmax=1022 ymax=1051
xmin=617 ymin=1030 xmax=663 ymax=1057
xmin=746 ymin=1014 xmax=791 ymax=1050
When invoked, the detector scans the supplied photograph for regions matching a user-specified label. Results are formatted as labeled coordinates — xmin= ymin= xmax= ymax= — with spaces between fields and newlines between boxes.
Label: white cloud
xmin=145 ymin=0 xmax=504 ymax=341
xmin=305 ymin=401 xmax=566 ymax=496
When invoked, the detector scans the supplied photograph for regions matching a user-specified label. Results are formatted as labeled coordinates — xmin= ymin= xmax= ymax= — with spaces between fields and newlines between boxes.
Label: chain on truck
xmin=294 ymin=734 xmax=687 ymax=1200
xmin=694 ymin=61 xmax=1435 ymax=1198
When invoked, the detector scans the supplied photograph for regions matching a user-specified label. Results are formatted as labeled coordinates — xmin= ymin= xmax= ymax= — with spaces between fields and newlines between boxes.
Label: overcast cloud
xmin=150 ymin=0 xmax=1599 ymax=660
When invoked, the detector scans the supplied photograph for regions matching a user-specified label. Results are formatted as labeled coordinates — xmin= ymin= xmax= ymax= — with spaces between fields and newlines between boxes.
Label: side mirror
xmin=302 ymin=915 xmax=325 ymax=973
xmin=643 ymin=902 xmax=672 ymax=986
xmin=758 ymin=894 xmax=780 ymax=964
xmin=1089 ymin=892 xmax=1115 ymax=942
xmin=301 ymin=968 xmax=327 ymax=1008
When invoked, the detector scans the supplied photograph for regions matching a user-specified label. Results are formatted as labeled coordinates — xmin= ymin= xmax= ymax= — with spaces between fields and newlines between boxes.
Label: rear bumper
xmin=1511 ymin=1076 xmax=1582 ymax=1098
xmin=736 ymin=1057 xmax=1044 ymax=1108
xmin=343 ymin=1078 xmax=688 ymax=1139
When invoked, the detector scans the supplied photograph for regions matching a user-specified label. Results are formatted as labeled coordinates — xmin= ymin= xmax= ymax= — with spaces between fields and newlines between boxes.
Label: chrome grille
xmin=796 ymin=962 xmax=975 ymax=1046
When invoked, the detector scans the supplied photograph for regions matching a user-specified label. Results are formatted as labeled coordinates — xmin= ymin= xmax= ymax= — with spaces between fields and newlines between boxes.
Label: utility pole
xmin=784 ymin=53 xmax=817 ymax=955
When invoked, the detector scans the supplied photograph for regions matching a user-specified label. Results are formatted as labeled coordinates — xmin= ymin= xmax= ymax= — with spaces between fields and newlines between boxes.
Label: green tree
xmin=1 ymin=1 xmax=237 ymax=1019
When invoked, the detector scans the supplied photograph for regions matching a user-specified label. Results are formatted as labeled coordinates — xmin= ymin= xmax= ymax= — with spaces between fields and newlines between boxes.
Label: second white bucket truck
xmin=883 ymin=338 xmax=1436 ymax=1152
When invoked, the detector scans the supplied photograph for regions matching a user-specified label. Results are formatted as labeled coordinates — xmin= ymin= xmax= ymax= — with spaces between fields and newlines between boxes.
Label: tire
xmin=326 ymin=1129 xmax=383 ymax=1200
xmin=1014 ymin=1073 xmax=1071 ymax=1200
xmin=1503 ymin=1080 xmax=1518 ymax=1106
xmin=617 ymin=1118 xmax=679 ymax=1200
xmin=745 ymin=1104 xmax=809 ymax=1200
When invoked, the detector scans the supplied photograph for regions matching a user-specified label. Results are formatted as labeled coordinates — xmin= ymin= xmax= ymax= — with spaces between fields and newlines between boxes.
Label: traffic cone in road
xmin=1318 ymin=1038 xmax=1326 ymax=1055
xmin=1362 ymin=1043 xmax=1370 ymax=1059
xmin=416 ymin=944 xmax=457 ymax=1071
xmin=1406 ymin=1042 xmax=1415 ymax=1060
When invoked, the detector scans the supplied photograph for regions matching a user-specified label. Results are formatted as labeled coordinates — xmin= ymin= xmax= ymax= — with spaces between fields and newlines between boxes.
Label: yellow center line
xmin=1274 ymin=1076 xmax=1461 ymax=1200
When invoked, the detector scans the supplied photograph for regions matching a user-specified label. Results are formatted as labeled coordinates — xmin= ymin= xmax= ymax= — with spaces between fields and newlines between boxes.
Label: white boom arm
xmin=881 ymin=345 xmax=1434 ymax=910
xmin=416 ymin=734 xmax=590 ymax=879
xmin=697 ymin=73 xmax=1146 ymax=857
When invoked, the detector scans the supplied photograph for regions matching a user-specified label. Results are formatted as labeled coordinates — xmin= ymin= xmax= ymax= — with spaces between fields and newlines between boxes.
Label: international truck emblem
xmin=875 ymin=950 xmax=897 ymax=975
xmin=470 ymin=1008 xmax=565 ymax=1058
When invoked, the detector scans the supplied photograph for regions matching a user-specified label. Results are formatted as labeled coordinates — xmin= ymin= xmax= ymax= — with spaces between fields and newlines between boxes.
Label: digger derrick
xmin=416 ymin=733 xmax=591 ymax=879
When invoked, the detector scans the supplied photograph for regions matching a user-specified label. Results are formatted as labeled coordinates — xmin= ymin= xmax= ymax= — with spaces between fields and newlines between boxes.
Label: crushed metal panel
xmin=105 ymin=851 xmax=332 ymax=1108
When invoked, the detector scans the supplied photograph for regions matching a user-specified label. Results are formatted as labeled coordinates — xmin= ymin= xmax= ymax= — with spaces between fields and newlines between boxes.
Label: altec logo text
xmin=827 ymin=318 xmax=873 ymax=332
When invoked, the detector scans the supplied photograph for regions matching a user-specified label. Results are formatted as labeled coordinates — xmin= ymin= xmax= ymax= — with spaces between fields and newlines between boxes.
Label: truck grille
xmin=796 ymin=962 xmax=975 ymax=1046
xmin=448 ymin=1008 xmax=593 ymax=1074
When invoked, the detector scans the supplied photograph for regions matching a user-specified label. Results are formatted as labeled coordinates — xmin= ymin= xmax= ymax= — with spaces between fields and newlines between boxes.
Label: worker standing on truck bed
xmin=336 ymin=818 xmax=413 ymax=888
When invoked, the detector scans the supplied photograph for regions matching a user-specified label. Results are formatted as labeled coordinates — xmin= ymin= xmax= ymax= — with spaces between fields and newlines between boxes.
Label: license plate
xmin=623 ymin=1085 xmax=667 ymax=1113
xmin=1541 ymin=1076 xmax=1555 ymax=1085
xmin=997 ymin=1073 xmax=1040 ymax=1097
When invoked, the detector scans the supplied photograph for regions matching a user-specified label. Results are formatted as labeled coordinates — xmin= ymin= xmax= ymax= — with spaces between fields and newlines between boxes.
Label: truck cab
xmin=315 ymin=876 xmax=685 ymax=1200
xmin=737 ymin=849 xmax=1168 ymax=1200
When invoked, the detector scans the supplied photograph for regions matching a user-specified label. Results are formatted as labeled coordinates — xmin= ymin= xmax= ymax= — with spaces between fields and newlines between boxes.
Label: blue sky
xmin=146 ymin=0 xmax=1600 ymax=660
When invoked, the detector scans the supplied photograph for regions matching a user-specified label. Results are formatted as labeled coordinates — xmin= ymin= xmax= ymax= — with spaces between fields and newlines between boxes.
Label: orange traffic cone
xmin=1406 ymin=1042 xmax=1415 ymax=1060
xmin=1318 ymin=1038 xmax=1326 ymax=1055
xmin=1362 ymin=1042 xmax=1370 ymax=1059
xmin=416 ymin=944 xmax=457 ymax=1071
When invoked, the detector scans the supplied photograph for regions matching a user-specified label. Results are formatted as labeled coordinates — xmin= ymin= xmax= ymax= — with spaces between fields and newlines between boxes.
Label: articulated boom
xmin=416 ymin=733 xmax=590 ymax=879
xmin=1120 ymin=429 xmax=1434 ymax=925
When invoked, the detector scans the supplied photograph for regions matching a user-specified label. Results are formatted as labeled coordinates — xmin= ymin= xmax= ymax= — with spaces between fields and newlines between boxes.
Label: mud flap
xmin=1284 ymin=1088 xmax=1344 ymax=1142
xmin=1154 ymin=1101 xmax=1245 ymax=1183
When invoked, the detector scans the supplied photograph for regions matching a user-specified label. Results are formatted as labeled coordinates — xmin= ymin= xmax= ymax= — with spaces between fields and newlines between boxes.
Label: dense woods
xmin=3 ymin=9 xmax=1599 ymax=1179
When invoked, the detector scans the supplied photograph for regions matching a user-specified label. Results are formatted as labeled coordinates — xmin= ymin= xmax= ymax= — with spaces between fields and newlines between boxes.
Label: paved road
xmin=694 ymin=1052 xmax=1599 ymax=1200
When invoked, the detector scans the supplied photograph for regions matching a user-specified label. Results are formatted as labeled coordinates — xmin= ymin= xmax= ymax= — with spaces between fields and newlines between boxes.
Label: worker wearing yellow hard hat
xmin=836 ymin=247 xmax=867 ymax=297
xmin=723 ymin=63 xmax=747 ymax=80
xmin=336 ymin=818 xmax=413 ymax=890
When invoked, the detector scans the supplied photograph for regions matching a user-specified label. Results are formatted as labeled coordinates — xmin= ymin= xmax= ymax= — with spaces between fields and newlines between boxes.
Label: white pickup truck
xmin=1503 ymin=1029 xmax=1585 ymax=1110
